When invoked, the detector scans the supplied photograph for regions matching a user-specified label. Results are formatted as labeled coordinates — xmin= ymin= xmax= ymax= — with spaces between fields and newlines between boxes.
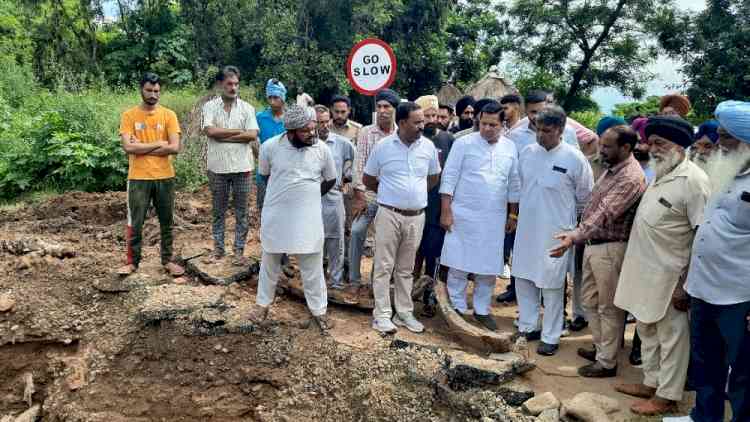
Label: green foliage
xmin=569 ymin=110 xmax=604 ymax=131
xmin=506 ymin=0 xmax=670 ymax=109
xmin=611 ymin=96 xmax=661 ymax=119
xmin=657 ymin=0 xmax=750 ymax=116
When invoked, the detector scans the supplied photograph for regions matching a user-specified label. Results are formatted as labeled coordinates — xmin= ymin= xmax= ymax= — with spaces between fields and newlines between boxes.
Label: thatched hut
xmin=437 ymin=83 xmax=463 ymax=107
xmin=467 ymin=66 xmax=516 ymax=100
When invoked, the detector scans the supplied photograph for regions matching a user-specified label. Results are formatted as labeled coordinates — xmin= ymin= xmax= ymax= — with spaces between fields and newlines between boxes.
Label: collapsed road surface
xmin=0 ymin=189 xmax=544 ymax=422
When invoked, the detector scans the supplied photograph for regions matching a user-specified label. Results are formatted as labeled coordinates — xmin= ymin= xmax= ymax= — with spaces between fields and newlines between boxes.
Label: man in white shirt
xmin=363 ymin=102 xmax=441 ymax=334
xmin=506 ymin=90 xmax=579 ymax=151
xmin=315 ymin=105 xmax=356 ymax=291
xmin=201 ymin=66 xmax=259 ymax=265
xmin=513 ymin=105 xmax=594 ymax=355
xmin=439 ymin=102 xmax=521 ymax=331
xmin=248 ymin=105 xmax=338 ymax=331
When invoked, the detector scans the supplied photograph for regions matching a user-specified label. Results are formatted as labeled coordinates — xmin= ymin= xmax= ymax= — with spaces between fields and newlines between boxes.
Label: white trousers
xmin=323 ymin=237 xmax=345 ymax=288
xmin=516 ymin=277 xmax=564 ymax=345
xmin=256 ymin=251 xmax=327 ymax=316
xmin=447 ymin=268 xmax=496 ymax=316
xmin=638 ymin=304 xmax=691 ymax=401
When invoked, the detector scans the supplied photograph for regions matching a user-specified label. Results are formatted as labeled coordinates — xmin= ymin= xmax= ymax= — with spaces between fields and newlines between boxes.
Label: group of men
xmin=117 ymin=68 xmax=749 ymax=422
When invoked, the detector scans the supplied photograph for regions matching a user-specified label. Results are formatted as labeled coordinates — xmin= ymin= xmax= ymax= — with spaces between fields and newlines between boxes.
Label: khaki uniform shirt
xmin=586 ymin=153 xmax=605 ymax=181
xmin=331 ymin=120 xmax=362 ymax=144
xmin=615 ymin=158 xmax=710 ymax=323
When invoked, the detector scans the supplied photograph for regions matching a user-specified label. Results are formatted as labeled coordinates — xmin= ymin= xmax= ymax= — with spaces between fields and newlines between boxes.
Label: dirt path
xmin=0 ymin=189 xmax=702 ymax=421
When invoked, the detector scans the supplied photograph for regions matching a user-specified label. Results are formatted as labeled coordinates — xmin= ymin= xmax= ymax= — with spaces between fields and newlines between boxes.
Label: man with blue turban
xmin=665 ymin=101 xmax=750 ymax=422
xmin=255 ymin=79 xmax=288 ymax=212
xmin=689 ymin=120 xmax=719 ymax=169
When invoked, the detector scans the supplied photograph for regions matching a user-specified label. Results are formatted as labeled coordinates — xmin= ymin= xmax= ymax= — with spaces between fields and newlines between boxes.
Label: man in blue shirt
xmin=255 ymin=79 xmax=287 ymax=212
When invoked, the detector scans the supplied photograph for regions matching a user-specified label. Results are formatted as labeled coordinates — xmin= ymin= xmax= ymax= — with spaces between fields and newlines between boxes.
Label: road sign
xmin=346 ymin=38 xmax=397 ymax=96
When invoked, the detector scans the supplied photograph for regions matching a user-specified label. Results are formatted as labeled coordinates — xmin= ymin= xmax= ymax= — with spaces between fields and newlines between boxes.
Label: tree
xmin=656 ymin=0 xmax=750 ymax=116
xmin=506 ymin=0 xmax=676 ymax=110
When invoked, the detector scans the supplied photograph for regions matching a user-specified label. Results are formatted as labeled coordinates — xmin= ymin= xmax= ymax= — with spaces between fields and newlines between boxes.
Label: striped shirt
xmin=202 ymin=97 xmax=259 ymax=173
xmin=572 ymin=154 xmax=646 ymax=242
xmin=352 ymin=123 xmax=395 ymax=201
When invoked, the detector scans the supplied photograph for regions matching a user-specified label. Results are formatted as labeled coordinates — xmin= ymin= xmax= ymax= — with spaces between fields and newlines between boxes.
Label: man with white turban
xmin=665 ymin=100 xmax=750 ymax=422
xmin=248 ymin=104 xmax=338 ymax=331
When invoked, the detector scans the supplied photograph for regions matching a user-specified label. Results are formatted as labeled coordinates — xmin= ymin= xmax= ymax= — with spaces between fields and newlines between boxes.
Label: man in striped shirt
xmin=201 ymin=66 xmax=259 ymax=265
xmin=550 ymin=124 xmax=646 ymax=378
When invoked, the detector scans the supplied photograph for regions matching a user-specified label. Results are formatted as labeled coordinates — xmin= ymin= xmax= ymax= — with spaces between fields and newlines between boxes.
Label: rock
xmin=496 ymin=380 xmax=535 ymax=406
xmin=172 ymin=277 xmax=188 ymax=285
xmin=136 ymin=284 xmax=227 ymax=323
xmin=186 ymin=257 xmax=259 ymax=286
xmin=13 ymin=404 xmax=40 ymax=422
xmin=562 ymin=392 xmax=620 ymax=422
xmin=435 ymin=281 xmax=513 ymax=353
xmin=22 ymin=373 xmax=34 ymax=407
xmin=443 ymin=350 xmax=535 ymax=391
xmin=0 ymin=292 xmax=15 ymax=312
xmin=94 ymin=273 xmax=169 ymax=293
xmin=65 ymin=358 xmax=88 ymax=391
xmin=536 ymin=408 xmax=560 ymax=422
xmin=523 ymin=392 xmax=560 ymax=416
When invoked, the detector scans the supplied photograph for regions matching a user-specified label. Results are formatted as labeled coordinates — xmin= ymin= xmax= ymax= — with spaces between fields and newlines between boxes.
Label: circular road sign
xmin=346 ymin=38 xmax=397 ymax=96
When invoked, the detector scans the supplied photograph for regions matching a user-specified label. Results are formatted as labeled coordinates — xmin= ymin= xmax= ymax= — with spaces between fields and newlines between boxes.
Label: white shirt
xmin=322 ymin=133 xmax=356 ymax=200
xmin=258 ymin=134 xmax=337 ymax=254
xmin=685 ymin=169 xmax=750 ymax=305
xmin=364 ymin=134 xmax=441 ymax=210
xmin=506 ymin=117 xmax=580 ymax=152
xmin=512 ymin=142 xmax=594 ymax=288
xmin=439 ymin=133 xmax=521 ymax=275
xmin=202 ymin=97 xmax=259 ymax=173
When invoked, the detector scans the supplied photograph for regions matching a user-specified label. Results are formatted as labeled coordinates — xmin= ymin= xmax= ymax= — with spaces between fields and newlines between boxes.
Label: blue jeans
xmin=348 ymin=201 xmax=378 ymax=285
xmin=689 ymin=297 xmax=750 ymax=422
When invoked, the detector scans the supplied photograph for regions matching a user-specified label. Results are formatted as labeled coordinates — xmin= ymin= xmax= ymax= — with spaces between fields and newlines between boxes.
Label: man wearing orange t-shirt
xmin=117 ymin=73 xmax=184 ymax=277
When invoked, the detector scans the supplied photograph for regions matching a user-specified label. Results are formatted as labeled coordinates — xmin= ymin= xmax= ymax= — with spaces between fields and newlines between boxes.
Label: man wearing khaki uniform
xmin=613 ymin=116 xmax=710 ymax=416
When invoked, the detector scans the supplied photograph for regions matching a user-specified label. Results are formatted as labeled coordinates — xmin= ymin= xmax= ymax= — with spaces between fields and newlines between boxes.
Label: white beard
xmin=689 ymin=149 xmax=709 ymax=172
xmin=704 ymin=144 xmax=750 ymax=204
xmin=649 ymin=149 xmax=684 ymax=182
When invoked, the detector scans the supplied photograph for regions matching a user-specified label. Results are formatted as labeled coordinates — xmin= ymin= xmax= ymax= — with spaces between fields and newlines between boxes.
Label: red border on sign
xmin=346 ymin=38 xmax=397 ymax=96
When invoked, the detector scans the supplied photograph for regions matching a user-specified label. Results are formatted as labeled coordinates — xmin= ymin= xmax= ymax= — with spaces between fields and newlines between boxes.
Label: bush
xmin=569 ymin=110 xmax=604 ymax=131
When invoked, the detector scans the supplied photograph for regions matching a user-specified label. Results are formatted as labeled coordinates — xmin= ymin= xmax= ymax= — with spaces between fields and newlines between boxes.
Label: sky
xmin=592 ymin=0 xmax=705 ymax=112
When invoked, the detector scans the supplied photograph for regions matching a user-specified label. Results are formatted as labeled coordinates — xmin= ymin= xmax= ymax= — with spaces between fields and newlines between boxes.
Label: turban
xmin=415 ymin=95 xmax=439 ymax=112
xmin=566 ymin=118 xmax=598 ymax=145
xmin=715 ymin=100 xmax=750 ymax=144
xmin=596 ymin=116 xmax=627 ymax=136
xmin=695 ymin=120 xmax=719 ymax=143
xmin=631 ymin=117 xmax=649 ymax=143
xmin=284 ymin=104 xmax=316 ymax=130
xmin=659 ymin=94 xmax=691 ymax=117
xmin=266 ymin=79 xmax=287 ymax=101
xmin=375 ymin=89 xmax=400 ymax=108
xmin=645 ymin=116 xmax=695 ymax=149
xmin=455 ymin=95 xmax=476 ymax=116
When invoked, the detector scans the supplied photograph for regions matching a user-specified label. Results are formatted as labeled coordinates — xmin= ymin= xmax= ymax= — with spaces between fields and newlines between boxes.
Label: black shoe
xmin=629 ymin=349 xmax=642 ymax=366
xmin=512 ymin=330 xmax=541 ymax=342
xmin=577 ymin=347 xmax=597 ymax=362
xmin=578 ymin=362 xmax=617 ymax=378
xmin=474 ymin=314 xmax=497 ymax=331
xmin=568 ymin=316 xmax=588 ymax=332
xmin=495 ymin=290 xmax=516 ymax=303
xmin=537 ymin=341 xmax=559 ymax=356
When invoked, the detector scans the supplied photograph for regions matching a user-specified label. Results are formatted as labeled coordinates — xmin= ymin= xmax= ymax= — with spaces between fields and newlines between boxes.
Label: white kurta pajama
xmin=439 ymin=133 xmax=521 ymax=315
xmin=256 ymin=134 xmax=337 ymax=316
xmin=512 ymin=142 xmax=594 ymax=344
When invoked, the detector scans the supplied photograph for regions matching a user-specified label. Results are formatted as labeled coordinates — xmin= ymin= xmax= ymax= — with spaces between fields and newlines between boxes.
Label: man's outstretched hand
xmin=549 ymin=232 xmax=575 ymax=258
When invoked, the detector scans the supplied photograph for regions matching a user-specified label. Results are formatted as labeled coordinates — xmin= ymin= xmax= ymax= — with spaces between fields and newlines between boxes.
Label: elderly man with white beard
xmin=665 ymin=101 xmax=750 ymax=422
xmin=612 ymin=116 xmax=710 ymax=416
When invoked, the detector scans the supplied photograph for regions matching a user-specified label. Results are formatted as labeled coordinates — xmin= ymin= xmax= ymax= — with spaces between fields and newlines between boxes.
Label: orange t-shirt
xmin=119 ymin=105 xmax=181 ymax=180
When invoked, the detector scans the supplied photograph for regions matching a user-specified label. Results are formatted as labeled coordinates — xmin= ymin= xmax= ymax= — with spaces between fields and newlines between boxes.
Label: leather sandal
xmin=163 ymin=262 xmax=185 ymax=277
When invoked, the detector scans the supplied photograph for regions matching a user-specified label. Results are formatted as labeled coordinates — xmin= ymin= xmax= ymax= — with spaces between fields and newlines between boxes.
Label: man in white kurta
xmin=613 ymin=116 xmax=710 ymax=416
xmin=249 ymin=105 xmax=338 ymax=330
xmin=440 ymin=103 xmax=521 ymax=331
xmin=513 ymin=105 xmax=594 ymax=355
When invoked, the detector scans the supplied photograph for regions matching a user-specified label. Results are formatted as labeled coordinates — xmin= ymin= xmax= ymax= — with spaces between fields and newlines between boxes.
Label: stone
xmin=94 ymin=272 xmax=169 ymax=293
xmin=186 ymin=257 xmax=259 ymax=286
xmin=136 ymin=284 xmax=227 ymax=323
xmin=536 ymin=408 xmax=560 ymax=422
xmin=523 ymin=392 xmax=560 ymax=416
xmin=13 ymin=404 xmax=40 ymax=422
xmin=65 ymin=358 xmax=88 ymax=391
xmin=435 ymin=281 xmax=513 ymax=353
xmin=443 ymin=350 xmax=535 ymax=391
xmin=0 ymin=292 xmax=15 ymax=312
xmin=562 ymin=392 xmax=620 ymax=422
xmin=496 ymin=380 xmax=535 ymax=406
xmin=22 ymin=373 xmax=34 ymax=407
